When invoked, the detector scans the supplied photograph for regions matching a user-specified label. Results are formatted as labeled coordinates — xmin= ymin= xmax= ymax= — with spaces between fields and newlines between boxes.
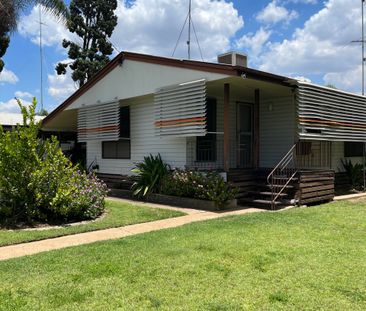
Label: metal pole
xmin=39 ymin=6 xmax=44 ymax=111
xmin=187 ymin=0 xmax=192 ymax=59
xmin=363 ymin=0 xmax=366 ymax=190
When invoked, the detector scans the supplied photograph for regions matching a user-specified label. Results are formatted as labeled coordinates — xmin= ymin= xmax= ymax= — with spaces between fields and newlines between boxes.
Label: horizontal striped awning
xmin=154 ymin=79 xmax=207 ymax=137
xmin=297 ymin=82 xmax=366 ymax=142
xmin=78 ymin=101 xmax=120 ymax=142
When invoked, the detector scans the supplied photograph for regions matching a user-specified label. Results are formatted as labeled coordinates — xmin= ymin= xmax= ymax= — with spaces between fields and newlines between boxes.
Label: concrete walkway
xmin=0 ymin=198 xmax=263 ymax=261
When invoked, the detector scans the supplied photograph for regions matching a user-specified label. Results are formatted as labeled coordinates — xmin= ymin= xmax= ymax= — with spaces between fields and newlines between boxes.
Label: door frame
xmin=236 ymin=102 xmax=254 ymax=168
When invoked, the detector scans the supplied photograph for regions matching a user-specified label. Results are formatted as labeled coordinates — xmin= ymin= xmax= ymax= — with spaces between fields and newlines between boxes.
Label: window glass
xmin=102 ymin=106 xmax=131 ymax=159
xmin=120 ymin=106 xmax=130 ymax=138
xmin=344 ymin=142 xmax=364 ymax=157
xmin=196 ymin=98 xmax=217 ymax=162
xmin=116 ymin=140 xmax=130 ymax=159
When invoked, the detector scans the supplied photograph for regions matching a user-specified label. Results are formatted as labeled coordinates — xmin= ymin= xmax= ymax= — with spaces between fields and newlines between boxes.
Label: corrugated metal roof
xmin=0 ymin=113 xmax=44 ymax=126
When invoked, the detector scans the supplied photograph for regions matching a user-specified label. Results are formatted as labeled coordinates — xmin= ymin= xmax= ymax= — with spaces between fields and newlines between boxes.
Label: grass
xmin=1 ymin=199 xmax=366 ymax=310
xmin=0 ymin=198 xmax=184 ymax=247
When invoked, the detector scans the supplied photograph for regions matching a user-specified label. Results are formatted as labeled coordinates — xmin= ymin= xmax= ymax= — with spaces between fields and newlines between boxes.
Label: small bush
xmin=131 ymin=154 xmax=170 ymax=197
xmin=161 ymin=170 xmax=238 ymax=209
xmin=341 ymin=159 xmax=364 ymax=188
xmin=0 ymin=98 xmax=108 ymax=225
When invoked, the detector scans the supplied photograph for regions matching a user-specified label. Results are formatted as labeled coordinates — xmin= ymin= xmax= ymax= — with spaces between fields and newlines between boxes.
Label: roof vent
xmin=218 ymin=52 xmax=247 ymax=67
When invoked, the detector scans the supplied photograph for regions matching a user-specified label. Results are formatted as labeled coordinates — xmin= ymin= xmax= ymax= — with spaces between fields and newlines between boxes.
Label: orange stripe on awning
xmin=299 ymin=118 xmax=366 ymax=130
xmin=155 ymin=117 xmax=206 ymax=127
xmin=79 ymin=125 xmax=119 ymax=133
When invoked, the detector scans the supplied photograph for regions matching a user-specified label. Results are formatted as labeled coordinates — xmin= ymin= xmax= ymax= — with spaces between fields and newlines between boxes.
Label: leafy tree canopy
xmin=56 ymin=0 xmax=118 ymax=87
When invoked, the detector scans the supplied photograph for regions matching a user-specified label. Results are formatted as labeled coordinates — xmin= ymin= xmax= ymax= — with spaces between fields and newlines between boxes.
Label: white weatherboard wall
xmin=260 ymin=96 xmax=296 ymax=167
xmin=87 ymin=96 xmax=186 ymax=175
xmin=67 ymin=60 xmax=229 ymax=110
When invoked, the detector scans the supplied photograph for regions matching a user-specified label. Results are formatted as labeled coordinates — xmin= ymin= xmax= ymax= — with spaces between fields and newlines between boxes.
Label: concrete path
xmin=0 ymin=198 xmax=263 ymax=261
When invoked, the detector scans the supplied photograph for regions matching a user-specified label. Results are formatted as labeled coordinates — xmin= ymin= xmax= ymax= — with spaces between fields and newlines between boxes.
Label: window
xmin=344 ymin=142 xmax=364 ymax=157
xmin=102 ymin=106 xmax=130 ymax=159
xmin=296 ymin=141 xmax=312 ymax=156
xmin=196 ymin=98 xmax=217 ymax=162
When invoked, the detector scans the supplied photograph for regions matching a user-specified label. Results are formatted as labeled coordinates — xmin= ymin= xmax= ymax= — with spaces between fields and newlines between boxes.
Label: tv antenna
xmin=172 ymin=0 xmax=204 ymax=60
xmin=38 ymin=6 xmax=45 ymax=111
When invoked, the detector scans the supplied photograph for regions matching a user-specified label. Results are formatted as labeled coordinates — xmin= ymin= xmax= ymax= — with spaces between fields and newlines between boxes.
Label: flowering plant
xmin=160 ymin=170 xmax=238 ymax=209
xmin=0 ymin=98 xmax=108 ymax=225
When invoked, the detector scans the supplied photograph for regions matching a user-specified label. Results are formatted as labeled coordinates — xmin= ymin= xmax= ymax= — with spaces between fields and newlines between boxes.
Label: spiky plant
xmin=131 ymin=154 xmax=170 ymax=197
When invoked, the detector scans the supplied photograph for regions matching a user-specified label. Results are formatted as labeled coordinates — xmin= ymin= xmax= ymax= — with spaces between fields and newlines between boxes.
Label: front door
xmin=237 ymin=103 xmax=253 ymax=168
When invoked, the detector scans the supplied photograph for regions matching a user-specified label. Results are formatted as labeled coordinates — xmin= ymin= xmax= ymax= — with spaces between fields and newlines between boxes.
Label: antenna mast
xmin=187 ymin=0 xmax=192 ymax=60
xmin=39 ymin=6 xmax=44 ymax=111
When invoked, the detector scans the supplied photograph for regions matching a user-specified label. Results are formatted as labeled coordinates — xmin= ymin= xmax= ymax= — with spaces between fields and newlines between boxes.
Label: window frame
xmin=196 ymin=98 xmax=217 ymax=162
xmin=101 ymin=106 xmax=131 ymax=160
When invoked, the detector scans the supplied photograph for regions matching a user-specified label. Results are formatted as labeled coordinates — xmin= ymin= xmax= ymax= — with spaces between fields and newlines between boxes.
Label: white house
xmin=42 ymin=51 xmax=366 ymax=207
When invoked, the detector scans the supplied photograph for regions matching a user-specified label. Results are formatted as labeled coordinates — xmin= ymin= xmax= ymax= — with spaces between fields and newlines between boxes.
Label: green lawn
xmin=0 ymin=198 xmax=184 ymax=247
xmin=1 ymin=199 xmax=366 ymax=310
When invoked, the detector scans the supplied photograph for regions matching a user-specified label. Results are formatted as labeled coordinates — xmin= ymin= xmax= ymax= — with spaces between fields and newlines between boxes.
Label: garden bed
xmin=109 ymin=189 xmax=237 ymax=211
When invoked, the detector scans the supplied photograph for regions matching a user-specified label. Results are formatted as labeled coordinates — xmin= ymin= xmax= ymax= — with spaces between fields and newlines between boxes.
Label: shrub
xmin=131 ymin=154 xmax=170 ymax=197
xmin=161 ymin=170 xmax=238 ymax=209
xmin=341 ymin=159 xmax=364 ymax=188
xmin=0 ymin=98 xmax=108 ymax=225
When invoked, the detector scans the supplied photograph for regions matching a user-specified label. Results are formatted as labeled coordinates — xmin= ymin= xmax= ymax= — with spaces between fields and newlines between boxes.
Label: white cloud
xmin=256 ymin=0 xmax=298 ymax=25
xmin=324 ymin=66 xmax=361 ymax=93
xmin=292 ymin=76 xmax=312 ymax=83
xmin=259 ymin=0 xmax=361 ymax=92
xmin=0 ymin=98 xmax=32 ymax=113
xmin=0 ymin=68 xmax=19 ymax=84
xmin=236 ymin=27 xmax=272 ymax=63
xmin=48 ymin=60 xmax=77 ymax=104
xmin=14 ymin=91 xmax=33 ymax=99
xmin=112 ymin=0 xmax=244 ymax=61
xmin=18 ymin=5 xmax=79 ymax=49
xmin=18 ymin=1 xmax=244 ymax=62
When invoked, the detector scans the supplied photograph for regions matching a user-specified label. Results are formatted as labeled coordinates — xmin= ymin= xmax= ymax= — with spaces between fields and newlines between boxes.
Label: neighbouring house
xmin=0 ymin=112 xmax=44 ymax=131
xmin=41 ymin=51 xmax=366 ymax=207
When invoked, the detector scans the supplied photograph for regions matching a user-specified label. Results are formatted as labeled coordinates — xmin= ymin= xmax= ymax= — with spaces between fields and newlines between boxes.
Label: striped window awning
xmin=297 ymin=82 xmax=366 ymax=142
xmin=77 ymin=101 xmax=120 ymax=142
xmin=154 ymin=79 xmax=207 ymax=137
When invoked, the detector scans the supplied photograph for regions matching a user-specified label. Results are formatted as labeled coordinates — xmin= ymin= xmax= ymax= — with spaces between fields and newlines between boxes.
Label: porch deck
xmin=228 ymin=168 xmax=335 ymax=208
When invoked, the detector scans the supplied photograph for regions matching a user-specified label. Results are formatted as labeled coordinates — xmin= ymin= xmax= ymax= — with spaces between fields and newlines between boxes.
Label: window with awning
xmin=77 ymin=101 xmax=120 ymax=142
xmin=154 ymin=79 xmax=207 ymax=137
xmin=297 ymin=82 xmax=366 ymax=142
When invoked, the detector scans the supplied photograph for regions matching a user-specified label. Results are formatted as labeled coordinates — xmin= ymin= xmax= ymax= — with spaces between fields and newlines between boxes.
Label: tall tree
xmin=56 ymin=0 xmax=118 ymax=87
xmin=0 ymin=0 xmax=68 ymax=73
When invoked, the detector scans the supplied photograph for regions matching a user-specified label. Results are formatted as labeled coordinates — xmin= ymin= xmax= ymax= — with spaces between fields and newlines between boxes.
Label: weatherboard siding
xmin=259 ymin=96 xmax=296 ymax=167
xmin=86 ymin=97 xmax=187 ymax=175
xmin=67 ymin=60 xmax=229 ymax=110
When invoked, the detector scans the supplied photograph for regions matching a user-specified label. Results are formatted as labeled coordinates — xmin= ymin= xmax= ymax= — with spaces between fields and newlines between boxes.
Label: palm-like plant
xmin=0 ymin=0 xmax=69 ymax=72
xmin=131 ymin=154 xmax=170 ymax=197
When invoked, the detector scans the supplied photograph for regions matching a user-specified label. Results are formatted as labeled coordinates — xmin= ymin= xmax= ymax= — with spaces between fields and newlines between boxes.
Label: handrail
xmin=267 ymin=143 xmax=298 ymax=209
xmin=267 ymin=144 xmax=297 ymax=184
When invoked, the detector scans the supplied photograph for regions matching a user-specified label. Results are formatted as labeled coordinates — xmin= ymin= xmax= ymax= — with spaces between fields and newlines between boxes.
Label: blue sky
xmin=0 ymin=0 xmax=362 ymax=113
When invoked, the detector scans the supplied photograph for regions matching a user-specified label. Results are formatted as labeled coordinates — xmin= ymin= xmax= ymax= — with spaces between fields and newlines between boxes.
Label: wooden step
xmin=272 ymin=176 xmax=298 ymax=181
xmin=247 ymin=191 xmax=287 ymax=197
